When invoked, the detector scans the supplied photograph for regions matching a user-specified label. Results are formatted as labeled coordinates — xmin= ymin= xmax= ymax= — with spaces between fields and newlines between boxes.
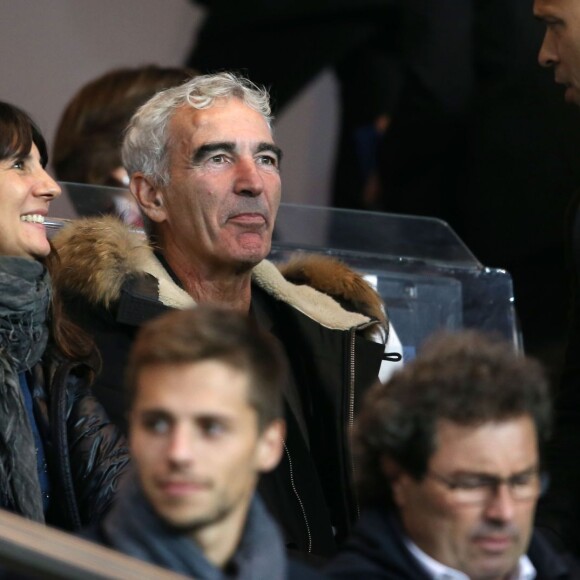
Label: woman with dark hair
xmin=0 ymin=101 xmax=128 ymax=530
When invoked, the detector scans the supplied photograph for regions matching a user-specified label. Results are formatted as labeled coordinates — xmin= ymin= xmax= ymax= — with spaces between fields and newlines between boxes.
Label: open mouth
xmin=20 ymin=215 xmax=45 ymax=224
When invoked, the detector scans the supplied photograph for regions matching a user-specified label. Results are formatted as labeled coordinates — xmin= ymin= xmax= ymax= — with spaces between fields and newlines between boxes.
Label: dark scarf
xmin=101 ymin=471 xmax=287 ymax=580
xmin=0 ymin=257 xmax=50 ymax=522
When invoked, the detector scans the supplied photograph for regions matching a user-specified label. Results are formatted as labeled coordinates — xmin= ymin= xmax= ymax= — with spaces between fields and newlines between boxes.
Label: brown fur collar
xmin=52 ymin=217 xmax=386 ymax=332
xmin=52 ymin=216 xmax=153 ymax=309
xmin=277 ymin=255 xmax=386 ymax=327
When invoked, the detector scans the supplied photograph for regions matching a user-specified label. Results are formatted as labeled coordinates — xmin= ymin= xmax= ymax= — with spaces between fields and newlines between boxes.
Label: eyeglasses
xmin=426 ymin=468 xmax=545 ymax=505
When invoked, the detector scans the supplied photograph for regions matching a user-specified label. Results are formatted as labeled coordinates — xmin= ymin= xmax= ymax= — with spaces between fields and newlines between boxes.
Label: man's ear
xmin=256 ymin=419 xmax=286 ymax=473
xmin=381 ymin=455 xmax=409 ymax=508
xmin=131 ymin=173 xmax=167 ymax=223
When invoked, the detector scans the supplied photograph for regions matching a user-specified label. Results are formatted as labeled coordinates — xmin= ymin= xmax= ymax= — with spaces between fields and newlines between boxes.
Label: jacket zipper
xmin=348 ymin=327 xmax=359 ymax=520
xmin=348 ymin=320 xmax=381 ymax=521
xmin=282 ymin=439 xmax=312 ymax=553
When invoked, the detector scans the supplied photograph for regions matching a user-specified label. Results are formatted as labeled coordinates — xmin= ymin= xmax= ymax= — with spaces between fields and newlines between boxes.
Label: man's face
xmin=391 ymin=417 xmax=539 ymax=580
xmin=146 ymin=98 xmax=282 ymax=273
xmin=534 ymin=0 xmax=580 ymax=105
xmin=130 ymin=360 xmax=283 ymax=533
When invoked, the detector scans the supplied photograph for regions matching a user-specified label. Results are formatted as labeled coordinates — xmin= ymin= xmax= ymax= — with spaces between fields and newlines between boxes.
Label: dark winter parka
xmin=51 ymin=216 xmax=402 ymax=559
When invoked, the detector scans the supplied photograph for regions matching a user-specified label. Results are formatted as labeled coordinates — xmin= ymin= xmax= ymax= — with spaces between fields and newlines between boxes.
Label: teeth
xmin=20 ymin=214 xmax=45 ymax=224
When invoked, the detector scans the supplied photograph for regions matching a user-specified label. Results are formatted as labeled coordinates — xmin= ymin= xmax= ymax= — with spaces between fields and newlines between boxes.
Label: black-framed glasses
xmin=426 ymin=468 xmax=546 ymax=505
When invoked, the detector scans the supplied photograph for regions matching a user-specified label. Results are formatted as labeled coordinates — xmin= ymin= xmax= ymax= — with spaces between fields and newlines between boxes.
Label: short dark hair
xmin=0 ymin=101 xmax=48 ymax=167
xmin=354 ymin=330 xmax=552 ymax=506
xmin=126 ymin=306 xmax=286 ymax=431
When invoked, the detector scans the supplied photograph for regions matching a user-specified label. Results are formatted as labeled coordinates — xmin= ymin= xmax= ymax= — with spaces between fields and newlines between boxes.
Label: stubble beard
xmin=161 ymin=499 xmax=233 ymax=535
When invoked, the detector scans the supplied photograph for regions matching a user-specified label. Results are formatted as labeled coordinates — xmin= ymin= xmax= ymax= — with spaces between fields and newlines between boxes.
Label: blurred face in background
xmin=130 ymin=359 xmax=283 ymax=535
xmin=390 ymin=416 xmax=540 ymax=580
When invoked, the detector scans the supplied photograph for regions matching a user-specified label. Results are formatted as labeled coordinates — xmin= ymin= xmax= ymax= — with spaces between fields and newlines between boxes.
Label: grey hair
xmin=121 ymin=72 xmax=272 ymax=189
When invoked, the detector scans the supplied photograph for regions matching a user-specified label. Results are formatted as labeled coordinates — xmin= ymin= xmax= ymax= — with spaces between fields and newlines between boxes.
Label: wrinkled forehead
xmin=168 ymin=97 xmax=273 ymax=145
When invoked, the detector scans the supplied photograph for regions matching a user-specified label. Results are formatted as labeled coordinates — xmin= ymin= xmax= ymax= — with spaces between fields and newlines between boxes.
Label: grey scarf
xmin=102 ymin=470 xmax=287 ymax=580
xmin=0 ymin=257 xmax=50 ymax=522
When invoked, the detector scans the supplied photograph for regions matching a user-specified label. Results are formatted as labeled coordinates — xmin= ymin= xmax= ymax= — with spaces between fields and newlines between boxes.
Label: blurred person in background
xmin=327 ymin=331 xmax=580 ymax=579
xmin=53 ymin=65 xmax=195 ymax=223
xmin=86 ymin=306 xmax=322 ymax=578
xmin=528 ymin=0 xmax=580 ymax=557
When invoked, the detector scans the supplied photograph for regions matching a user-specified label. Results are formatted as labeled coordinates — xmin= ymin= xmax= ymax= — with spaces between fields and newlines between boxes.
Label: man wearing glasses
xmin=326 ymin=331 xmax=579 ymax=579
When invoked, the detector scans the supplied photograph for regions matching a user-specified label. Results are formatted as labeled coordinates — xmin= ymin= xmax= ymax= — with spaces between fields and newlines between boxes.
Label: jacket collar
xmin=53 ymin=216 xmax=378 ymax=332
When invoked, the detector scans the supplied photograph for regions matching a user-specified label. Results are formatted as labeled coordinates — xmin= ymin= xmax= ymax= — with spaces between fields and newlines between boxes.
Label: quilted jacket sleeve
xmin=66 ymin=373 xmax=130 ymax=526
xmin=47 ymin=360 xmax=130 ymax=530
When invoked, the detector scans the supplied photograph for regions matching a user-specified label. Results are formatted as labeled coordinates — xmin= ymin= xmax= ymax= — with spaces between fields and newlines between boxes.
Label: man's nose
xmin=484 ymin=483 xmax=516 ymax=523
xmin=538 ymin=30 xmax=558 ymax=68
xmin=167 ymin=425 xmax=195 ymax=465
xmin=33 ymin=168 xmax=61 ymax=201
xmin=233 ymin=158 xmax=264 ymax=197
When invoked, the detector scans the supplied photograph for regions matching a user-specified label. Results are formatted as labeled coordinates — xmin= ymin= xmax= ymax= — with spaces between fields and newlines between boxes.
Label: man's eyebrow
xmin=452 ymin=465 xmax=539 ymax=479
xmin=256 ymin=142 xmax=283 ymax=163
xmin=534 ymin=13 xmax=563 ymax=24
xmin=193 ymin=142 xmax=236 ymax=163
xmin=197 ymin=413 xmax=235 ymax=425
xmin=139 ymin=408 xmax=173 ymax=419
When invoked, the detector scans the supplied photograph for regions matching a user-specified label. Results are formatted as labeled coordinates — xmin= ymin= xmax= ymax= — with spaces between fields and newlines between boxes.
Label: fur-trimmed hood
xmin=52 ymin=216 xmax=387 ymax=334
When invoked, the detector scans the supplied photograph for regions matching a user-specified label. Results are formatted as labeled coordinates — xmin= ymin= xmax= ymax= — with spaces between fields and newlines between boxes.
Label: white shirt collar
xmin=404 ymin=536 xmax=536 ymax=580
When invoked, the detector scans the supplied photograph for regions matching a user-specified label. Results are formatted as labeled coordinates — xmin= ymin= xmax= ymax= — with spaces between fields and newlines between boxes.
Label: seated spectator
xmin=52 ymin=71 xmax=403 ymax=558
xmin=86 ymin=306 xmax=321 ymax=579
xmin=0 ymin=101 xmax=128 ymax=529
xmin=326 ymin=331 xmax=580 ymax=579
xmin=53 ymin=65 xmax=194 ymax=223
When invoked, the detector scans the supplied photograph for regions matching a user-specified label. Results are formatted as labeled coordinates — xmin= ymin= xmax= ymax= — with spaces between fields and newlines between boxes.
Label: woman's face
xmin=0 ymin=143 xmax=60 ymax=259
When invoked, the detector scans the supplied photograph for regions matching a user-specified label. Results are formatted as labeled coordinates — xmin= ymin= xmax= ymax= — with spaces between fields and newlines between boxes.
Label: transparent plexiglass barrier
xmin=48 ymin=183 xmax=521 ymax=359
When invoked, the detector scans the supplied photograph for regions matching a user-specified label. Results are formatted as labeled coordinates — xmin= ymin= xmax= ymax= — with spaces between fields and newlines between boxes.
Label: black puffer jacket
xmin=24 ymin=347 xmax=129 ymax=531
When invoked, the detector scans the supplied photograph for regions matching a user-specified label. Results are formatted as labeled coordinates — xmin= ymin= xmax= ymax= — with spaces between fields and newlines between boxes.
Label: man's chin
xmin=163 ymin=516 xmax=211 ymax=534
xmin=466 ymin=551 xmax=519 ymax=580
xmin=159 ymin=506 xmax=231 ymax=534
xmin=233 ymin=263 xmax=259 ymax=276
xmin=230 ymin=245 xmax=270 ymax=273
xmin=564 ymin=85 xmax=580 ymax=105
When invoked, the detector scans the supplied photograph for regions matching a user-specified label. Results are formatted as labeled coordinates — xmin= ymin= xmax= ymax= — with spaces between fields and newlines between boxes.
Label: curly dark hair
xmin=354 ymin=330 xmax=552 ymax=506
